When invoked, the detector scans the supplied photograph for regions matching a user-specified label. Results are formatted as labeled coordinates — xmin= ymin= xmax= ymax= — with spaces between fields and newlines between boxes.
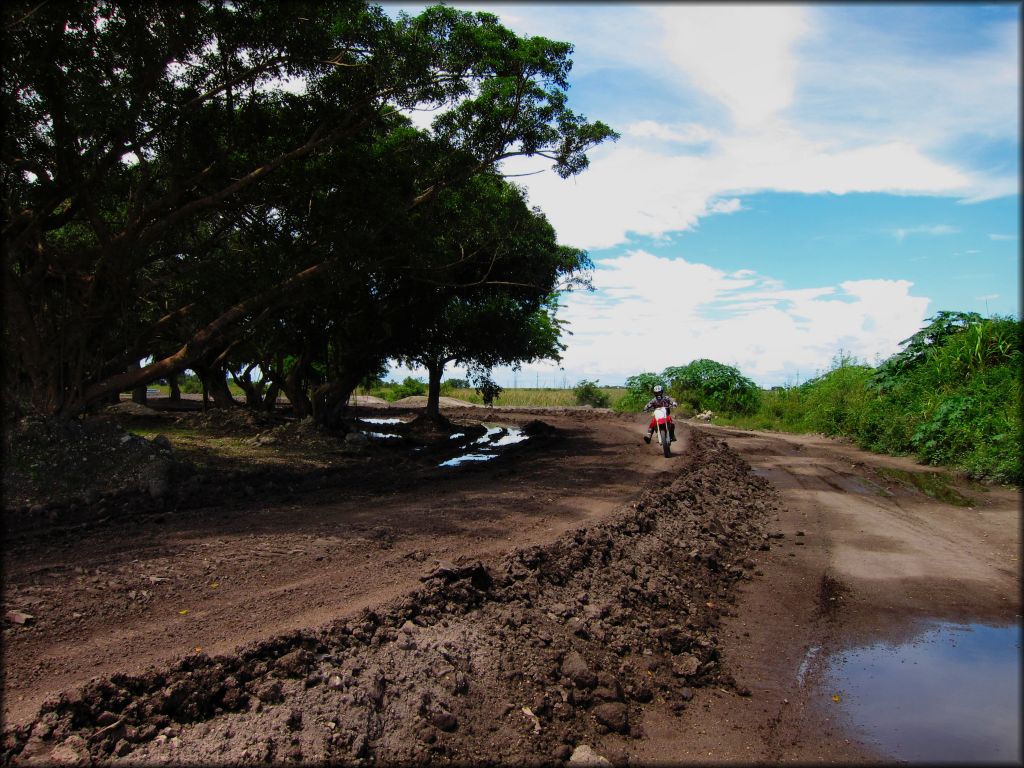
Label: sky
xmin=387 ymin=2 xmax=1020 ymax=388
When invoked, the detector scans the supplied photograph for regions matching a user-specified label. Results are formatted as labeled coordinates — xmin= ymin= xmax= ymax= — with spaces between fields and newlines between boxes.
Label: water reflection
xmin=439 ymin=424 xmax=528 ymax=467
xmin=825 ymin=621 xmax=1021 ymax=763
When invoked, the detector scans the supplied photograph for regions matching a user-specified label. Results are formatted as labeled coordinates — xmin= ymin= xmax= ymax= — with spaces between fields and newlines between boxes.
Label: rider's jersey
xmin=643 ymin=395 xmax=678 ymax=411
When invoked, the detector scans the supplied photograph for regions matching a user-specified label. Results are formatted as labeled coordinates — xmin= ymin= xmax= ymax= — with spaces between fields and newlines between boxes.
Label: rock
xmin=592 ymin=702 xmax=629 ymax=734
xmin=671 ymin=654 xmax=700 ymax=678
xmin=5 ymin=610 xmax=35 ymax=625
xmin=569 ymin=744 xmax=613 ymax=766
xmin=327 ymin=675 xmax=344 ymax=690
xmin=561 ymin=650 xmax=597 ymax=689
xmin=593 ymin=672 xmax=623 ymax=702
xmin=145 ymin=458 xmax=172 ymax=499
xmin=273 ymin=649 xmax=314 ymax=678
xmin=152 ymin=434 xmax=173 ymax=451
xmin=344 ymin=432 xmax=369 ymax=446
xmin=48 ymin=735 xmax=88 ymax=764
xmin=255 ymin=680 xmax=284 ymax=703
xmin=429 ymin=710 xmax=458 ymax=732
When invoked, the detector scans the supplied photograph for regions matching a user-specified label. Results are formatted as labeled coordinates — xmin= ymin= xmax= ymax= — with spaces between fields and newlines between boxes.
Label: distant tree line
xmin=3 ymin=1 xmax=616 ymax=425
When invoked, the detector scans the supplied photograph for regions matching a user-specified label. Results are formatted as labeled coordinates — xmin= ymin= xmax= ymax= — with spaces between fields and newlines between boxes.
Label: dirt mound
xmin=2 ymin=430 xmax=776 ymax=765
xmin=390 ymin=396 xmax=480 ymax=408
xmin=105 ymin=402 xmax=162 ymax=417
xmin=2 ymin=416 xmax=177 ymax=513
xmin=191 ymin=407 xmax=288 ymax=433
xmin=349 ymin=395 xmax=390 ymax=406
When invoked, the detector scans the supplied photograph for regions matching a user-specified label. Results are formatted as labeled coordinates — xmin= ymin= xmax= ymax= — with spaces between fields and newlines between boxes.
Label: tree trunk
xmin=425 ymin=360 xmax=445 ymax=422
xmin=283 ymin=354 xmax=312 ymax=418
xmin=312 ymin=367 xmax=367 ymax=429
xmin=129 ymin=361 xmax=147 ymax=405
xmin=230 ymin=364 xmax=265 ymax=409
xmin=203 ymin=365 xmax=237 ymax=408
xmin=262 ymin=380 xmax=281 ymax=412
xmin=168 ymin=372 xmax=181 ymax=402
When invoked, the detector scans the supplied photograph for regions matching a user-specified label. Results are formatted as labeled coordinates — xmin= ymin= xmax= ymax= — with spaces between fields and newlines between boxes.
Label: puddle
xmin=439 ymin=424 xmax=528 ymax=467
xmin=358 ymin=417 xmax=407 ymax=425
xmin=364 ymin=431 xmax=402 ymax=440
xmin=823 ymin=621 xmax=1021 ymax=763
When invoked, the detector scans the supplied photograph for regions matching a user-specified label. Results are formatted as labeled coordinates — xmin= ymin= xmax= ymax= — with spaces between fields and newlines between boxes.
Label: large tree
xmin=3 ymin=1 xmax=616 ymax=418
xmin=393 ymin=175 xmax=589 ymax=421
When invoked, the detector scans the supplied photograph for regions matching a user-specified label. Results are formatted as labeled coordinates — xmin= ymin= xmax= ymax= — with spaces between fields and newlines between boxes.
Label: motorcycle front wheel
xmin=660 ymin=424 xmax=671 ymax=457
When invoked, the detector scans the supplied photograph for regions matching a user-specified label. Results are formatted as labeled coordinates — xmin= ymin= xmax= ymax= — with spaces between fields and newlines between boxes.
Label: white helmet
xmin=653 ymin=385 xmax=663 ymax=394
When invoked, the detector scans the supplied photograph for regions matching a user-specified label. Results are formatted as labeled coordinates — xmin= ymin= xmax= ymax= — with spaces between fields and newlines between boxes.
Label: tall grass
xmin=717 ymin=316 xmax=1022 ymax=485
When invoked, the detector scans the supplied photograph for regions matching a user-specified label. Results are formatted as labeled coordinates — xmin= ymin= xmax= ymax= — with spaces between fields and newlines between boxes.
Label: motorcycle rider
xmin=643 ymin=385 xmax=677 ymax=443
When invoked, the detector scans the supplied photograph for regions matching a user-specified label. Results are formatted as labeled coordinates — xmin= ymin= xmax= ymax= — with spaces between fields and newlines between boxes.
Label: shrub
xmin=614 ymin=372 xmax=665 ymax=413
xmin=573 ymin=379 xmax=610 ymax=408
xmin=382 ymin=377 xmax=427 ymax=401
xmin=474 ymin=376 xmax=503 ymax=406
xmin=797 ymin=354 xmax=875 ymax=436
xmin=664 ymin=359 xmax=760 ymax=415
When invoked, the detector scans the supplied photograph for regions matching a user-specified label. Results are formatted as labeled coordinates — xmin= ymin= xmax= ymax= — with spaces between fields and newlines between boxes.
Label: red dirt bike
xmin=651 ymin=406 xmax=673 ymax=458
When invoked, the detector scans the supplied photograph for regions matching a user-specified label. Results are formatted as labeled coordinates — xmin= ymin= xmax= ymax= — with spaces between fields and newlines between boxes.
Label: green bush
xmin=664 ymin=359 xmax=760 ymax=415
xmin=797 ymin=354 xmax=875 ymax=436
xmin=573 ymin=379 xmax=610 ymax=408
xmin=704 ymin=315 xmax=1022 ymax=484
xmin=614 ymin=372 xmax=665 ymax=413
xmin=179 ymin=373 xmax=203 ymax=394
xmin=475 ymin=376 xmax=503 ymax=406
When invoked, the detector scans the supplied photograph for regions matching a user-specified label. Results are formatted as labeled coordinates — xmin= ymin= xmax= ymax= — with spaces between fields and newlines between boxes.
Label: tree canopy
xmin=2 ymin=1 xmax=617 ymax=421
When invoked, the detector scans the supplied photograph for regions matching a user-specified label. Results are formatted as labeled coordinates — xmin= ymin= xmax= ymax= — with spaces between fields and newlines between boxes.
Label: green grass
xmin=356 ymin=386 xmax=629 ymax=408
xmin=444 ymin=387 xmax=627 ymax=408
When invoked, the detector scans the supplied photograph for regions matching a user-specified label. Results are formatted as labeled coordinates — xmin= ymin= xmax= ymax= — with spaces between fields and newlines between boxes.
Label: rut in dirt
xmin=2 ymin=430 xmax=779 ymax=766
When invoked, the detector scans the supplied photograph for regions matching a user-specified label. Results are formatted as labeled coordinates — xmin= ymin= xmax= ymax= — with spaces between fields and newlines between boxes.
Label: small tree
xmin=474 ymin=374 xmax=503 ymax=406
xmin=614 ymin=372 xmax=665 ymax=412
xmin=573 ymin=379 xmax=610 ymax=408
xmin=664 ymin=360 xmax=759 ymax=415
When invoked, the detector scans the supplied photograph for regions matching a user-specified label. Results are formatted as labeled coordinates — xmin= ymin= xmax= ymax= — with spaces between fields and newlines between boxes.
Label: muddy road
xmin=1 ymin=406 xmax=1018 ymax=764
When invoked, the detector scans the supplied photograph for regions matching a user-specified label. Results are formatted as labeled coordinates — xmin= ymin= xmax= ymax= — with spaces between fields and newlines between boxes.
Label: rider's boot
xmin=643 ymin=429 xmax=653 ymax=444
xmin=669 ymin=424 xmax=677 ymax=442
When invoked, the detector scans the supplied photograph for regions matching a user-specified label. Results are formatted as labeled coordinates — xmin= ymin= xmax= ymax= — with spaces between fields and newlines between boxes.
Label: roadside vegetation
xmin=711 ymin=313 xmax=1022 ymax=486
xmin=354 ymin=377 xmax=627 ymax=408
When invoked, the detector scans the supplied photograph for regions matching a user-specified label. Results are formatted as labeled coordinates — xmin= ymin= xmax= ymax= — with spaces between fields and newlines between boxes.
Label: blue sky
xmin=387 ymin=2 xmax=1020 ymax=388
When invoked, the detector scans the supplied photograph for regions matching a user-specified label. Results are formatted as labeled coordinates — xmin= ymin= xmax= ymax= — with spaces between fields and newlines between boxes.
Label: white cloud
xmin=528 ymin=251 xmax=930 ymax=387
xmin=654 ymin=5 xmax=811 ymax=127
xmin=483 ymin=4 xmax=1015 ymax=249
xmin=891 ymin=224 xmax=960 ymax=241
xmin=508 ymin=128 xmax=970 ymax=249
xmin=625 ymin=120 xmax=716 ymax=144
xmin=989 ymin=233 xmax=1018 ymax=241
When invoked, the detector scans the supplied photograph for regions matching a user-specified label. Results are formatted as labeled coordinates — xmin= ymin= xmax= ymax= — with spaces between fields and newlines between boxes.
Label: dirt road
xmin=631 ymin=423 xmax=1020 ymax=763
xmin=1 ymin=406 xmax=1018 ymax=764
